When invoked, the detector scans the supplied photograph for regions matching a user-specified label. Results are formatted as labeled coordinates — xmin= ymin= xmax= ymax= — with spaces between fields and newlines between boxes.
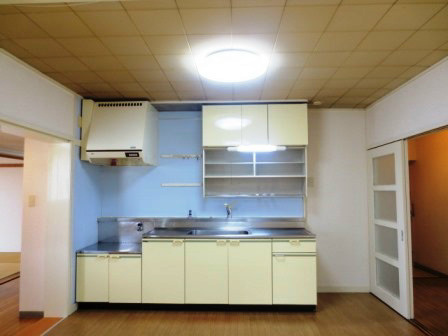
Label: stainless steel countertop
xmin=77 ymin=242 xmax=142 ymax=254
xmin=143 ymin=227 xmax=316 ymax=239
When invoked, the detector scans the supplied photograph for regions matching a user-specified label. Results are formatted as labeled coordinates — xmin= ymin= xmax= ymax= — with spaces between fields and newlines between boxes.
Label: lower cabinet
xmin=185 ymin=240 xmax=228 ymax=304
xmin=228 ymin=240 xmax=272 ymax=304
xmin=142 ymin=239 xmax=185 ymax=303
xmin=76 ymin=253 xmax=141 ymax=303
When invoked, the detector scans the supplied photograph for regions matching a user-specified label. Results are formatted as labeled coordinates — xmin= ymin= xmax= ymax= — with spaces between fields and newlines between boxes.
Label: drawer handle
xmin=229 ymin=240 xmax=240 ymax=246
xmin=172 ymin=239 xmax=183 ymax=246
xmin=97 ymin=255 xmax=108 ymax=259
xmin=217 ymin=240 xmax=227 ymax=246
xmin=110 ymin=255 xmax=120 ymax=259
xmin=289 ymin=239 xmax=300 ymax=246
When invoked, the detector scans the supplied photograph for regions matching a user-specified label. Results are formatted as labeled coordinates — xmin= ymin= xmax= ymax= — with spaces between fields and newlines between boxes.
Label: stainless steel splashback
xmin=98 ymin=217 xmax=306 ymax=243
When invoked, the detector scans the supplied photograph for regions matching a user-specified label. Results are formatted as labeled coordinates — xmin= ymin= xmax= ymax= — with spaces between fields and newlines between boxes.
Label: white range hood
xmin=81 ymin=100 xmax=158 ymax=166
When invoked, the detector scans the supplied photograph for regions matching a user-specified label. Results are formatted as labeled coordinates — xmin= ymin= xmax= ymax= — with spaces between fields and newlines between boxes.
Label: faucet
xmin=224 ymin=203 xmax=232 ymax=219
xmin=136 ymin=222 xmax=143 ymax=232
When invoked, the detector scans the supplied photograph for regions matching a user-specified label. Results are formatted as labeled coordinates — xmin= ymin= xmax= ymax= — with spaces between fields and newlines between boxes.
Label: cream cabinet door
xmin=241 ymin=105 xmax=268 ymax=145
xmin=203 ymin=105 xmax=242 ymax=147
xmin=76 ymin=254 xmax=109 ymax=302
xmin=268 ymin=104 xmax=308 ymax=146
xmin=109 ymin=254 xmax=141 ymax=303
xmin=273 ymin=254 xmax=317 ymax=305
xmin=142 ymin=240 xmax=185 ymax=303
xmin=185 ymin=240 xmax=228 ymax=304
xmin=228 ymin=240 xmax=272 ymax=304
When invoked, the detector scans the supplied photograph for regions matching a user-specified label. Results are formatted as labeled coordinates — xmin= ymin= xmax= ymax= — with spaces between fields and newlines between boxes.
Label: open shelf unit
xmin=203 ymin=147 xmax=307 ymax=197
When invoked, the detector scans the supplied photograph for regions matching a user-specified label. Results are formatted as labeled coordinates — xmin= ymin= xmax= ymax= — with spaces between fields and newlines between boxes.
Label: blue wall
xmin=100 ymin=111 xmax=303 ymax=218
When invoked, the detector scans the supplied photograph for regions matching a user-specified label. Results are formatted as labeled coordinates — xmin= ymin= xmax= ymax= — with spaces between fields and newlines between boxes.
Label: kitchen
xmin=0 ymin=1 xmax=447 ymax=335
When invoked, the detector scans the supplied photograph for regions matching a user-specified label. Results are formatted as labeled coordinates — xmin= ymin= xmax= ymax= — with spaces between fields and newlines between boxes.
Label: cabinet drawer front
xmin=273 ymin=239 xmax=316 ymax=253
xmin=76 ymin=254 xmax=109 ymax=302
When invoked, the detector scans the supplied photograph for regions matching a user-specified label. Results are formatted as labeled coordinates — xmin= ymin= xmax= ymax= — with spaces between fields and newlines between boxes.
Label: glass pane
xmin=376 ymin=258 xmax=400 ymax=298
xmin=373 ymin=154 xmax=395 ymax=185
xmin=375 ymin=225 xmax=398 ymax=260
xmin=374 ymin=191 xmax=397 ymax=222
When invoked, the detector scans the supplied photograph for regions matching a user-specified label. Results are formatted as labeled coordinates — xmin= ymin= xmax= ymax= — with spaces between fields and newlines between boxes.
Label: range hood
xmin=81 ymin=100 xmax=158 ymax=166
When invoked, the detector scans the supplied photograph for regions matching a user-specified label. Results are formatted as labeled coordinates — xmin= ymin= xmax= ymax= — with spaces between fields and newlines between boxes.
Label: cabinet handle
xmin=216 ymin=240 xmax=227 ymax=246
xmin=172 ymin=239 xmax=183 ymax=246
xmin=229 ymin=240 xmax=240 ymax=246
xmin=109 ymin=255 xmax=120 ymax=259
xmin=97 ymin=255 xmax=108 ymax=259
xmin=289 ymin=239 xmax=300 ymax=246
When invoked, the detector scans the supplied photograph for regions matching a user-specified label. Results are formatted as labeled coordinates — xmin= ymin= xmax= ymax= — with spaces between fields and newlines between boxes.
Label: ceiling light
xmin=227 ymin=145 xmax=286 ymax=152
xmin=197 ymin=49 xmax=268 ymax=83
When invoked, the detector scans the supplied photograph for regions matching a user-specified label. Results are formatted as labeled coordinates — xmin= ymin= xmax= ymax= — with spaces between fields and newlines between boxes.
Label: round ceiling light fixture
xmin=197 ymin=49 xmax=268 ymax=83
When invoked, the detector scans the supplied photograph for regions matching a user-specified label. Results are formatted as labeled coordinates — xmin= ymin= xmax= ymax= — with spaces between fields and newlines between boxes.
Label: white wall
xmin=366 ymin=57 xmax=448 ymax=148
xmin=308 ymin=108 xmax=369 ymax=292
xmin=0 ymin=166 xmax=23 ymax=252
xmin=0 ymin=49 xmax=79 ymax=141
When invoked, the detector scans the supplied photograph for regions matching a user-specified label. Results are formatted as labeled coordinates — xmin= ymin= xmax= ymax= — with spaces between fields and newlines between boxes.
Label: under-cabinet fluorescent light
xmin=227 ymin=145 xmax=286 ymax=152
xmin=197 ymin=49 xmax=268 ymax=83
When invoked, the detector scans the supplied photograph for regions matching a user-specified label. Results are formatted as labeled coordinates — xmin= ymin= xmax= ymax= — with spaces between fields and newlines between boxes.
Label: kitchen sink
xmin=187 ymin=229 xmax=250 ymax=236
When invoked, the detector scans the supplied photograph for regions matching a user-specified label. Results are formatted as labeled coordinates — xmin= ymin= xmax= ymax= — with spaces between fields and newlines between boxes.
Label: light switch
xmin=28 ymin=195 xmax=36 ymax=207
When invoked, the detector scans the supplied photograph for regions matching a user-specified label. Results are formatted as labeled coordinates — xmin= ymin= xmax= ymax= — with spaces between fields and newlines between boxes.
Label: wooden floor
xmin=48 ymin=295 xmax=424 ymax=336
xmin=414 ymin=277 xmax=448 ymax=336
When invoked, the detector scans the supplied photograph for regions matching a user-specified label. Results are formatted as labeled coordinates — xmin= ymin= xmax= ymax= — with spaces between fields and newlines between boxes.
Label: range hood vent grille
xmin=97 ymin=102 xmax=143 ymax=107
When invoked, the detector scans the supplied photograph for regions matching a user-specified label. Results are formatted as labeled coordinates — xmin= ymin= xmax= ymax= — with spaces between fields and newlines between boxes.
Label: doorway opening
xmin=408 ymin=129 xmax=448 ymax=336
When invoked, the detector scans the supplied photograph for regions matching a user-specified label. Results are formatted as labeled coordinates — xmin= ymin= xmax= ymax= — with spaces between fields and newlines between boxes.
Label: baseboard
xmin=20 ymin=311 xmax=44 ymax=319
xmin=0 ymin=272 xmax=19 ymax=285
xmin=318 ymin=286 xmax=370 ymax=293
xmin=0 ymin=252 xmax=20 ymax=263
xmin=414 ymin=262 xmax=448 ymax=278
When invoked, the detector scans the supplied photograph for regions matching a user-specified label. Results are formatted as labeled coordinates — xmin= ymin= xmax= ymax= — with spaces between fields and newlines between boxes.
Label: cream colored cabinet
xmin=268 ymin=104 xmax=308 ymax=146
xmin=228 ymin=240 xmax=272 ymax=304
xmin=185 ymin=240 xmax=228 ymax=304
xmin=76 ymin=254 xmax=109 ymax=302
xmin=142 ymin=239 xmax=184 ymax=303
xmin=109 ymin=254 xmax=141 ymax=303
xmin=241 ymin=104 xmax=268 ymax=145
xmin=203 ymin=105 xmax=242 ymax=147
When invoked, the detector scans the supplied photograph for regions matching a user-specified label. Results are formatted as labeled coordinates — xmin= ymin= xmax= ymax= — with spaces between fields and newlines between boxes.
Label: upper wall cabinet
xmin=202 ymin=104 xmax=307 ymax=147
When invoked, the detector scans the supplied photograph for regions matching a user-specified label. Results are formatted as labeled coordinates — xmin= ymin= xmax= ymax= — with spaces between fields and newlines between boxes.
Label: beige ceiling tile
xmin=128 ymin=10 xmax=184 ymax=35
xmin=63 ymin=82 xmax=89 ymax=93
xmin=327 ymin=5 xmax=391 ymax=32
xmin=0 ymin=39 xmax=34 ymax=57
xmin=265 ymin=66 xmax=302 ymax=81
xmin=176 ymin=0 xmax=230 ymax=8
xmin=315 ymin=88 xmax=348 ymax=96
xmin=0 ymin=5 xmax=20 ymax=14
xmin=232 ymin=34 xmax=276 ymax=54
xmin=381 ymin=50 xmax=431 ymax=66
xmin=121 ymin=90 xmax=151 ymax=98
xmin=140 ymin=81 xmax=173 ymax=91
xmin=369 ymin=88 xmax=391 ymax=98
xmin=87 ymin=91 xmax=124 ymax=98
xmin=233 ymin=90 xmax=262 ymax=100
xmin=187 ymin=34 xmax=232 ymax=56
xmin=396 ymin=0 xmax=447 ymax=3
xmin=343 ymin=51 xmax=389 ymax=66
xmin=299 ymin=67 xmax=337 ymax=79
xmin=164 ymin=68 xmax=200 ymax=81
xmin=279 ymin=6 xmax=337 ymax=32
xmin=70 ymin=1 xmax=124 ymax=11
xmin=96 ymin=70 xmax=135 ymax=82
xmin=155 ymin=54 xmax=196 ymax=70
xmin=144 ymin=35 xmax=190 ymax=55
xmin=101 ymin=37 xmax=151 ymax=56
xmin=180 ymin=8 xmax=231 ymax=34
xmin=261 ymin=90 xmax=290 ymax=100
xmin=357 ymin=31 xmax=414 ymax=50
xmin=343 ymin=88 xmax=377 ymax=97
xmin=81 ymin=82 xmax=117 ymax=92
xmin=355 ymin=77 xmax=391 ymax=88
xmin=80 ymin=56 xmax=125 ymax=70
xmin=232 ymin=7 xmax=283 ymax=34
xmin=14 ymin=38 xmax=70 ymax=57
xmin=42 ymin=57 xmax=89 ymax=72
xmin=366 ymin=66 xmax=408 ymax=78
xmin=18 ymin=4 xmax=71 ymax=13
xmin=398 ymin=65 xmax=428 ymax=78
xmin=332 ymin=67 xmax=373 ymax=79
xmin=288 ymin=88 xmax=319 ymax=100
xmin=324 ymin=78 xmax=358 ymax=89
xmin=335 ymin=96 xmax=366 ymax=104
xmin=28 ymin=12 xmax=93 ymax=38
xmin=292 ymin=78 xmax=326 ymax=90
xmin=342 ymin=0 xmax=394 ymax=3
xmin=263 ymin=77 xmax=296 ymax=91
xmin=287 ymin=0 xmax=340 ymax=5
xmin=117 ymin=55 xmax=160 ymax=70
xmin=311 ymin=95 xmax=340 ymax=104
xmin=149 ymin=90 xmax=179 ymax=100
xmin=44 ymin=72 xmax=73 ymax=84
xmin=274 ymin=52 xmax=310 ymax=67
xmin=422 ymin=5 xmax=448 ymax=30
xmin=64 ymin=71 xmax=104 ymax=83
xmin=170 ymin=80 xmax=203 ymax=91
xmin=111 ymin=82 xmax=144 ymax=92
xmin=375 ymin=4 xmax=444 ymax=30
xmin=305 ymin=52 xmax=350 ymax=67
xmin=121 ymin=0 xmax=177 ymax=10
xmin=417 ymin=50 xmax=448 ymax=66
xmin=130 ymin=69 xmax=168 ymax=82
xmin=22 ymin=57 xmax=55 ymax=72
xmin=384 ymin=77 xmax=409 ymax=89
xmin=274 ymin=33 xmax=321 ymax=52
xmin=234 ymin=0 xmax=286 ymax=6
xmin=0 ymin=14 xmax=48 ymax=38
xmin=332 ymin=103 xmax=358 ymax=108
xmin=360 ymin=96 xmax=380 ymax=105
xmin=78 ymin=11 xmax=139 ymax=36
xmin=315 ymin=32 xmax=367 ymax=52
xmin=177 ymin=90 xmax=206 ymax=100
xmin=400 ymin=31 xmax=448 ymax=50
xmin=442 ymin=41 xmax=448 ymax=50
xmin=58 ymin=37 xmax=111 ymax=56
